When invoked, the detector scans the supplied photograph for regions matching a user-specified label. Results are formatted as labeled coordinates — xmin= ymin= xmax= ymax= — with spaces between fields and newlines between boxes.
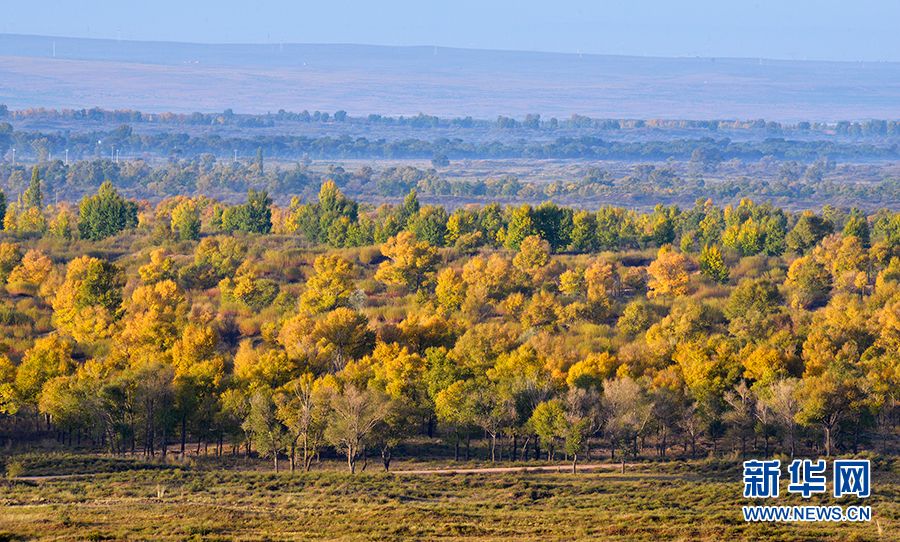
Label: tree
xmin=529 ymin=399 xmax=567 ymax=461
xmin=513 ymin=235 xmax=550 ymax=271
xmin=723 ymin=381 xmax=757 ymax=459
xmin=23 ymin=165 xmax=42 ymax=209
xmin=119 ymin=280 xmax=189 ymax=350
xmin=311 ymin=308 xmax=375 ymax=372
xmin=50 ymin=208 xmax=75 ymax=240
xmin=53 ymin=256 xmax=126 ymax=343
xmin=699 ymin=244 xmax=729 ymax=284
xmin=795 ymin=370 xmax=863 ymax=457
xmin=602 ymin=376 xmax=653 ymax=459
xmin=325 ymin=384 xmax=390 ymax=474
xmin=7 ymin=249 xmax=52 ymax=291
xmin=78 ymin=182 xmax=138 ymax=241
xmin=223 ymin=190 xmax=272 ymax=234
xmin=0 ymin=242 xmax=22 ymax=283
xmin=243 ymin=387 xmax=287 ymax=472
xmin=787 ymin=256 xmax=832 ymax=309
xmin=138 ymin=249 xmax=177 ymax=285
xmin=15 ymin=334 xmax=75 ymax=407
xmin=431 ymin=153 xmax=449 ymax=168
xmin=408 ymin=205 xmax=449 ymax=247
xmin=434 ymin=268 xmax=466 ymax=312
xmin=647 ymin=245 xmax=691 ymax=298
xmin=375 ymin=231 xmax=438 ymax=291
xmin=277 ymin=374 xmax=330 ymax=472
xmin=299 ymin=255 xmax=355 ymax=314
xmin=786 ymin=211 xmax=832 ymax=254
xmin=0 ymin=191 xmax=7 ymax=228
xmin=759 ymin=378 xmax=800 ymax=459
xmin=219 ymin=261 xmax=280 ymax=311
xmin=171 ymin=199 xmax=201 ymax=241
xmin=505 ymin=204 xmax=535 ymax=250
xmin=244 ymin=189 xmax=272 ymax=233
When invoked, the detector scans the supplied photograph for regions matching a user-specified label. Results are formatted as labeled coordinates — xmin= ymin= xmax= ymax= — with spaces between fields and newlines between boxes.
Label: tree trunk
xmin=181 ymin=412 xmax=187 ymax=458
xmin=572 ymin=454 xmax=578 ymax=474
xmin=454 ymin=427 xmax=460 ymax=462
xmin=382 ymin=447 xmax=392 ymax=472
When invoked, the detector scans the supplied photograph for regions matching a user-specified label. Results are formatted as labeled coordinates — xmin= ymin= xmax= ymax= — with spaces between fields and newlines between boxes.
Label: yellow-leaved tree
xmin=7 ymin=249 xmax=54 ymax=296
xmin=138 ymin=249 xmax=177 ymax=285
xmin=15 ymin=334 xmax=76 ymax=407
xmin=119 ymin=279 xmax=189 ymax=350
xmin=298 ymin=255 xmax=355 ymax=314
xmin=375 ymin=231 xmax=438 ymax=291
xmin=647 ymin=245 xmax=691 ymax=298
xmin=53 ymin=256 xmax=126 ymax=343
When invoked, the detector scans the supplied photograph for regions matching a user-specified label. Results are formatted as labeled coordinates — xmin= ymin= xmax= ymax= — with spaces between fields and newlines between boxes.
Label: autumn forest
xmin=0 ymin=132 xmax=898 ymax=477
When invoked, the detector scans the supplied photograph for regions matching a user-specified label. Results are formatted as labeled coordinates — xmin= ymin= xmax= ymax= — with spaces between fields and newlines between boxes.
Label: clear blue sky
xmin=3 ymin=0 xmax=898 ymax=61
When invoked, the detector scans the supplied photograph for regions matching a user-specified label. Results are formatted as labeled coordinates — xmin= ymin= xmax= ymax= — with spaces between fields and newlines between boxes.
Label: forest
xmin=1 ymin=156 xmax=900 ymax=476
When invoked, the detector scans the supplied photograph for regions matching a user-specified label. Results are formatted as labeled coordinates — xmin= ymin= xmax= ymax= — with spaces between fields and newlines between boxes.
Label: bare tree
xmin=679 ymin=401 xmax=702 ymax=459
xmin=325 ymin=385 xmax=389 ymax=474
xmin=602 ymin=377 xmax=653 ymax=460
xmin=761 ymin=378 xmax=799 ymax=459
xmin=724 ymin=381 xmax=756 ymax=460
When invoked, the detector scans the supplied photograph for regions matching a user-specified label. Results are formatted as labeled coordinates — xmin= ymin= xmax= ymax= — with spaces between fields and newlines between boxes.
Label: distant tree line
xmin=3 ymin=156 xmax=900 ymax=211
xmin=4 ymin=105 xmax=900 ymax=137
xmin=2 ymin=121 xmax=900 ymax=168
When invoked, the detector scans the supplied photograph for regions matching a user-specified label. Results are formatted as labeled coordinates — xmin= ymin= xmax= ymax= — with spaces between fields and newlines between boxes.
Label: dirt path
xmin=391 ymin=463 xmax=633 ymax=475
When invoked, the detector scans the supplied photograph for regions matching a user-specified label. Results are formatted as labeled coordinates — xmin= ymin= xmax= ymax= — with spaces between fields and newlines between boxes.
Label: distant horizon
xmin=5 ymin=32 xmax=900 ymax=65
xmin=3 ymin=33 xmax=900 ymax=123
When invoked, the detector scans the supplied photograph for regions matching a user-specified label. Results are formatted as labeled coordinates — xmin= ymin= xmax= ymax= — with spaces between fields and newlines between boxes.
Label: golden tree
xmin=375 ymin=231 xmax=438 ymax=291
xmin=647 ymin=245 xmax=691 ymax=298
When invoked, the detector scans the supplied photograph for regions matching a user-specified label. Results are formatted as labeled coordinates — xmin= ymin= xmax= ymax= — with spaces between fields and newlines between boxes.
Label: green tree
xmin=243 ymin=387 xmax=287 ymax=472
xmin=505 ymin=204 xmax=535 ymax=250
xmin=277 ymin=374 xmax=330 ymax=472
xmin=171 ymin=199 xmax=201 ymax=241
xmin=786 ymin=211 xmax=832 ymax=254
xmin=529 ymin=399 xmax=567 ymax=461
xmin=78 ymin=182 xmax=138 ymax=241
xmin=787 ymin=256 xmax=832 ymax=309
xmin=24 ymin=165 xmax=42 ymax=209
xmin=699 ymin=244 xmax=729 ymax=284
xmin=244 ymin=189 xmax=272 ymax=233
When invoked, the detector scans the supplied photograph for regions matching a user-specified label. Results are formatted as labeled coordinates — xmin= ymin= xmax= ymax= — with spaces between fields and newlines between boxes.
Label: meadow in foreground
xmin=0 ymin=455 xmax=895 ymax=541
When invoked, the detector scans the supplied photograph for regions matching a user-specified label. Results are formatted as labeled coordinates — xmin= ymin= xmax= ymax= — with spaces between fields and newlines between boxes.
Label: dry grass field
xmin=0 ymin=454 xmax=895 ymax=541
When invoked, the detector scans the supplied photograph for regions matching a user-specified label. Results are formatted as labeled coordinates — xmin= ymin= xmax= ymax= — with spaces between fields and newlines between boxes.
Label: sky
xmin=3 ymin=0 xmax=900 ymax=62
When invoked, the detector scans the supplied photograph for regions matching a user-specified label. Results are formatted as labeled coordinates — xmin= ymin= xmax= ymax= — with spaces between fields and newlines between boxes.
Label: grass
xmin=0 ymin=457 xmax=894 ymax=541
